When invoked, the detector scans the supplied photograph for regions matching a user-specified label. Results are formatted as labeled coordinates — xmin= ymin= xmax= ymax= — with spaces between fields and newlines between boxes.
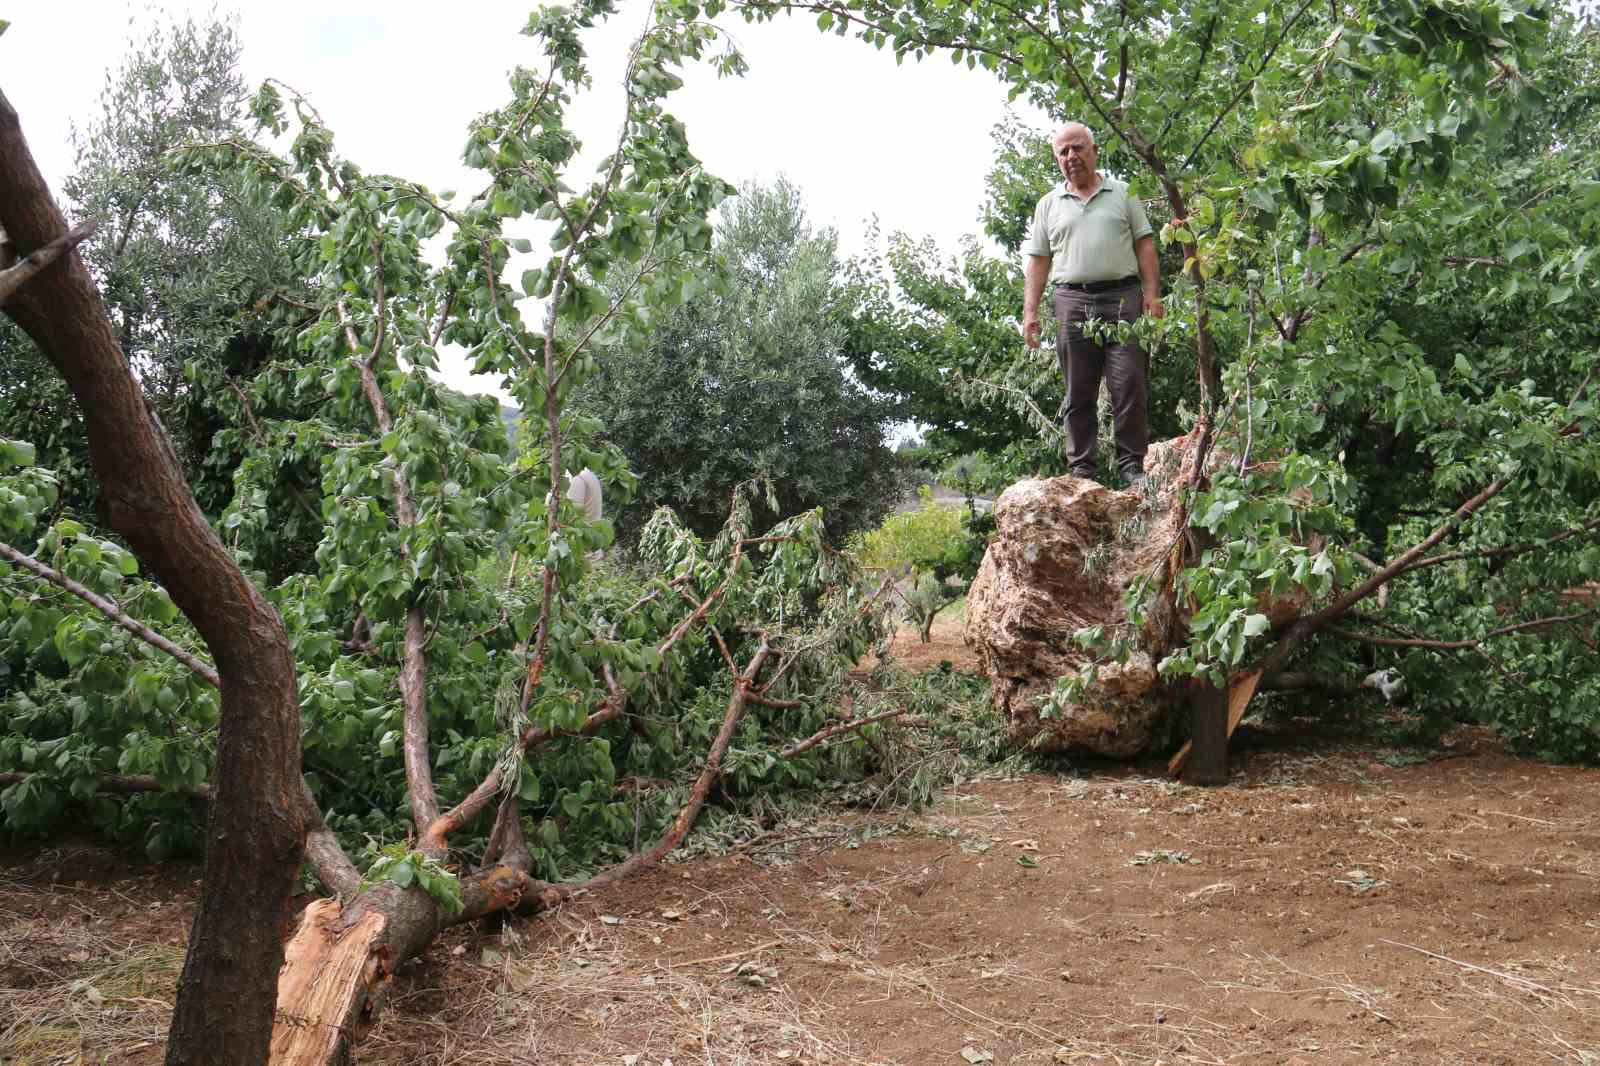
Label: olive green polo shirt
xmin=1024 ymin=176 xmax=1154 ymax=285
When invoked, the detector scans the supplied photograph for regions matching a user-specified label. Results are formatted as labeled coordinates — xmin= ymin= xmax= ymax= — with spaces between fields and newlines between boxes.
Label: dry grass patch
xmin=365 ymin=913 xmax=877 ymax=1066
xmin=0 ymin=900 xmax=178 ymax=1063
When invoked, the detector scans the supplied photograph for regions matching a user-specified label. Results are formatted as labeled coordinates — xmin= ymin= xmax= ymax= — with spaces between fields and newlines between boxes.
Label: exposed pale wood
xmin=269 ymin=900 xmax=389 ymax=1066
xmin=1167 ymin=668 xmax=1262 ymax=777
xmin=1226 ymin=668 xmax=1262 ymax=735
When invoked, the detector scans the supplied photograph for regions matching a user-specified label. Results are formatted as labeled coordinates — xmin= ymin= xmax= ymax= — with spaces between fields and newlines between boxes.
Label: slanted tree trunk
xmin=0 ymin=88 xmax=306 ymax=1066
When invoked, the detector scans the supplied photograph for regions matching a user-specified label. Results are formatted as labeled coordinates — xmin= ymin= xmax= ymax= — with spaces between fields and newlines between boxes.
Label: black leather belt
xmin=1057 ymin=276 xmax=1139 ymax=293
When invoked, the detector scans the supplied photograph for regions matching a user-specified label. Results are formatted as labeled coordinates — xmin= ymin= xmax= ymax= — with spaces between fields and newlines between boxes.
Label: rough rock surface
xmin=965 ymin=434 xmax=1200 ymax=756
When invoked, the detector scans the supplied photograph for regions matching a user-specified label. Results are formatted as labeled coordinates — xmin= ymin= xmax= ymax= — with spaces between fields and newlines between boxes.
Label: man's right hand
xmin=1023 ymin=316 xmax=1041 ymax=349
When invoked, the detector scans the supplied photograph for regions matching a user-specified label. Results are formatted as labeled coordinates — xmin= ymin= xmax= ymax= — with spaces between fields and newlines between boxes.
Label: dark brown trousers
xmin=1053 ymin=282 xmax=1147 ymax=480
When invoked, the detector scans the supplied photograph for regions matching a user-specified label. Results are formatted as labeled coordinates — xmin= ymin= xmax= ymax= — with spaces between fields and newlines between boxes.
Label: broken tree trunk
xmin=266 ymin=641 xmax=775 ymax=1065
xmin=1168 ymin=668 xmax=1263 ymax=782
xmin=0 ymin=88 xmax=306 ymax=1066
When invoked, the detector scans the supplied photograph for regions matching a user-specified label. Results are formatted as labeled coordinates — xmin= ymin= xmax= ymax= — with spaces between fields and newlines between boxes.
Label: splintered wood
xmin=269 ymin=898 xmax=388 ymax=1065
xmin=1167 ymin=667 xmax=1262 ymax=776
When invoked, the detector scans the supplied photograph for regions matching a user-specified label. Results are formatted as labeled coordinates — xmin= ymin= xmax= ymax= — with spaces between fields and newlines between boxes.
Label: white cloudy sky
xmin=5 ymin=1 xmax=1051 ymax=394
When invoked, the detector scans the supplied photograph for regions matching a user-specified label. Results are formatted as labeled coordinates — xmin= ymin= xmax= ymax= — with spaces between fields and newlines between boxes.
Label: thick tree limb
xmin=336 ymin=294 xmax=439 ymax=839
xmin=1257 ymin=478 xmax=1511 ymax=679
xmin=421 ymin=687 xmax=628 ymax=853
xmin=427 ymin=565 xmax=723 ymax=852
xmin=0 ymin=221 xmax=95 ymax=304
xmin=520 ymin=37 xmax=649 ymax=702
xmin=535 ymin=638 xmax=773 ymax=904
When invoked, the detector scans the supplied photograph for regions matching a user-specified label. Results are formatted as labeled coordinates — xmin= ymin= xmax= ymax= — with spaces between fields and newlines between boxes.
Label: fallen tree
xmin=742 ymin=0 xmax=1598 ymax=769
xmin=0 ymin=5 xmax=901 ymax=1063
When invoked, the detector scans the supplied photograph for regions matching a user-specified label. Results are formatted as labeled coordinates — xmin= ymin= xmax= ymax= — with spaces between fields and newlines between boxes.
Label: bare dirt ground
xmin=4 ymin=619 xmax=1599 ymax=1065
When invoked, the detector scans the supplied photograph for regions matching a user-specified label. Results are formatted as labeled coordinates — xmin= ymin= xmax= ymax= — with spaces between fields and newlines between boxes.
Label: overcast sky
xmin=5 ymin=1 xmax=1051 ymax=394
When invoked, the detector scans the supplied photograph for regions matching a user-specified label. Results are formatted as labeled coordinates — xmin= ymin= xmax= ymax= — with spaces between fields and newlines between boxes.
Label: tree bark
xmin=1181 ymin=678 xmax=1230 ymax=786
xmin=0 ymin=88 xmax=305 ymax=1066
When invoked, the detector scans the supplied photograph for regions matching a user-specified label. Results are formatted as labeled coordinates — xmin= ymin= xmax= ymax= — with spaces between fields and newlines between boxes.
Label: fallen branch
xmin=1256 ymin=478 xmax=1510 ymax=679
xmin=417 ymin=639 xmax=780 ymax=922
xmin=421 ymin=687 xmax=628 ymax=852
xmin=532 ymin=637 xmax=773 ymax=906
xmin=0 ymin=539 xmax=219 ymax=686
xmin=780 ymin=707 xmax=922 ymax=759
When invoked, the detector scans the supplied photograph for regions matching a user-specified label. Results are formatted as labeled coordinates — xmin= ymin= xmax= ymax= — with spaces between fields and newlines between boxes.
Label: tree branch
xmin=1406 ymin=516 xmax=1600 ymax=573
xmin=0 ymin=539 xmax=220 ymax=686
xmin=533 ymin=638 xmax=773 ymax=905
xmin=779 ymin=707 xmax=920 ymax=759
xmin=1257 ymin=478 xmax=1511 ymax=677
xmin=1327 ymin=607 xmax=1598 ymax=651
xmin=335 ymin=295 xmax=438 ymax=837
xmin=0 ymin=221 xmax=96 ymax=304
xmin=1179 ymin=0 xmax=1321 ymax=171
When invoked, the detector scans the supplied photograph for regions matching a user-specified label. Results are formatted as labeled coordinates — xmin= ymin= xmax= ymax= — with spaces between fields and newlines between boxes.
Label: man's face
xmin=1053 ymin=127 xmax=1098 ymax=184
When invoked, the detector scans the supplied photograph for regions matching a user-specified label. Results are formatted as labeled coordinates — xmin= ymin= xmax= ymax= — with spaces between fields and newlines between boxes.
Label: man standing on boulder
xmin=1022 ymin=122 xmax=1163 ymax=489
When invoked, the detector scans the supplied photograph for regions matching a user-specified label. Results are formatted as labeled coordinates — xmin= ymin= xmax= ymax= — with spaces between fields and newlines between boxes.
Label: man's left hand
xmin=1143 ymin=292 xmax=1165 ymax=319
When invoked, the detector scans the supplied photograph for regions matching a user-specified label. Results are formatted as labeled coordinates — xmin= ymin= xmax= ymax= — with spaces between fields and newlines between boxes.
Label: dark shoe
xmin=1068 ymin=466 xmax=1098 ymax=482
xmin=1115 ymin=469 xmax=1145 ymax=492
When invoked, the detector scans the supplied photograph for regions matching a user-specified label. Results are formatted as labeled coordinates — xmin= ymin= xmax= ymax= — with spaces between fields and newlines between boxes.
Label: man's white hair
xmin=1055 ymin=121 xmax=1096 ymax=145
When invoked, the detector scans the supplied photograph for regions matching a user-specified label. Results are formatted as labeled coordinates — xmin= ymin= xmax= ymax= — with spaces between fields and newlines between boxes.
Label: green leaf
xmin=388 ymin=860 xmax=415 ymax=888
